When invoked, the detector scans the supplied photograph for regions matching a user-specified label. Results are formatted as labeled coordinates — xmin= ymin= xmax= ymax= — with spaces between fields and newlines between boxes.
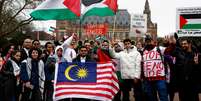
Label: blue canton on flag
xmin=57 ymin=62 xmax=97 ymax=83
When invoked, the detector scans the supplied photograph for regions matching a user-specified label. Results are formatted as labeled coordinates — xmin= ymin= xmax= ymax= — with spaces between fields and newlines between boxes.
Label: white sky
xmin=34 ymin=0 xmax=201 ymax=37
xmin=118 ymin=0 xmax=201 ymax=37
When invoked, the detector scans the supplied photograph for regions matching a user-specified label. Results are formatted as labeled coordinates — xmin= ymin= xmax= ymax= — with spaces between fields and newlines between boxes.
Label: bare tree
xmin=0 ymin=0 xmax=35 ymax=37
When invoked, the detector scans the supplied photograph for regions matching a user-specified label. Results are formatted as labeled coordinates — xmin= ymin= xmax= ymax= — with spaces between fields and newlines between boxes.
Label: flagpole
xmin=79 ymin=0 xmax=82 ymax=40
xmin=112 ymin=15 xmax=116 ymax=40
xmin=37 ymin=31 xmax=40 ymax=40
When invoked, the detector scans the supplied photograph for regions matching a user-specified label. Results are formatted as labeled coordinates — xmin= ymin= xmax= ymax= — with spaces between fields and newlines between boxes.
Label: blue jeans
xmin=143 ymin=80 xmax=169 ymax=101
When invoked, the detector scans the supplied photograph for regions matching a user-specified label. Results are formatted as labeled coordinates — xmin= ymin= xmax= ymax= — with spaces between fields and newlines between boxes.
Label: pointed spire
xmin=143 ymin=0 xmax=150 ymax=14
xmin=145 ymin=0 xmax=149 ymax=9
xmin=143 ymin=0 xmax=152 ymax=26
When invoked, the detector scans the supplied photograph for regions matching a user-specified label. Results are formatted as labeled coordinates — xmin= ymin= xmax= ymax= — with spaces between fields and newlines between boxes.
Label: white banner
xmin=130 ymin=14 xmax=147 ymax=37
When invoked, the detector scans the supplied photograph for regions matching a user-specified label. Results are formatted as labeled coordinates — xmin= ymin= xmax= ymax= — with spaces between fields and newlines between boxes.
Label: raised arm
xmin=61 ymin=34 xmax=74 ymax=49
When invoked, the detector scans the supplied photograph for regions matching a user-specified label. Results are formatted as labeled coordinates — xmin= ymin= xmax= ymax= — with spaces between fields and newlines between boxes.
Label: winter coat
xmin=171 ymin=47 xmax=200 ymax=84
xmin=20 ymin=58 xmax=45 ymax=93
xmin=62 ymin=35 xmax=77 ymax=62
xmin=113 ymin=47 xmax=141 ymax=79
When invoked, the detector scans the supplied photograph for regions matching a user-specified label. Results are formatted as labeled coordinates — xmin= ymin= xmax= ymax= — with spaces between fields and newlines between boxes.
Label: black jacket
xmin=0 ymin=59 xmax=20 ymax=86
xmin=20 ymin=48 xmax=29 ymax=61
xmin=172 ymin=47 xmax=200 ymax=84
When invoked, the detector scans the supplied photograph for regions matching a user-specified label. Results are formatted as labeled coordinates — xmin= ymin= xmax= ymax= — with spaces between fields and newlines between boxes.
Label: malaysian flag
xmin=53 ymin=62 xmax=119 ymax=101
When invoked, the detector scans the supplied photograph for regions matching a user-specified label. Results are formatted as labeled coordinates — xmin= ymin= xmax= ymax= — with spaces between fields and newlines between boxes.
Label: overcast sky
xmin=34 ymin=0 xmax=201 ymax=37
xmin=118 ymin=0 xmax=201 ymax=37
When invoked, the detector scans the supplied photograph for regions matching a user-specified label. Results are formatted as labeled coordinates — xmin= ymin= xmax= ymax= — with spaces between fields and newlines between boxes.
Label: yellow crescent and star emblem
xmin=65 ymin=65 xmax=89 ymax=81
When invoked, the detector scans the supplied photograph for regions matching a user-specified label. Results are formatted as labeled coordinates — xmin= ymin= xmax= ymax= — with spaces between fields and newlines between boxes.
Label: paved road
xmin=129 ymin=90 xmax=201 ymax=101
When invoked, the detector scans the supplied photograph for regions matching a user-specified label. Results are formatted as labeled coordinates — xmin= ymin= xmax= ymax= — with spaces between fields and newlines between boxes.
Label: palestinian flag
xmin=49 ymin=26 xmax=56 ymax=32
xmin=82 ymin=0 xmax=118 ymax=17
xmin=180 ymin=14 xmax=201 ymax=29
xmin=30 ymin=0 xmax=80 ymax=20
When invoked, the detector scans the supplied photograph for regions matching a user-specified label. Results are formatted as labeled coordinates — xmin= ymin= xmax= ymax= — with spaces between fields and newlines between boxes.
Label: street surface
xmin=129 ymin=90 xmax=201 ymax=101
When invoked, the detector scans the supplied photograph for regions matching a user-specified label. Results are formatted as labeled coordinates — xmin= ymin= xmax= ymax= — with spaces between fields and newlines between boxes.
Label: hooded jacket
xmin=54 ymin=46 xmax=66 ymax=63
xmin=62 ymin=35 xmax=76 ymax=62
xmin=113 ymin=46 xmax=141 ymax=79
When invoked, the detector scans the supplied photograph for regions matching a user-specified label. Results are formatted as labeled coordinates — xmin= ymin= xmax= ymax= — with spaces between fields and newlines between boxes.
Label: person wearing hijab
xmin=1 ymin=50 xmax=21 ymax=101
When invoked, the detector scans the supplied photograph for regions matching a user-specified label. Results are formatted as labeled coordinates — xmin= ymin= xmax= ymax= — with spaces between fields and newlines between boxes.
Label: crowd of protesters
xmin=0 ymin=33 xmax=201 ymax=101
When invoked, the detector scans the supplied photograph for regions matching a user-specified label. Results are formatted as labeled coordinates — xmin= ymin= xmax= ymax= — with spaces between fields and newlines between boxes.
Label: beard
xmin=182 ymin=47 xmax=188 ymax=51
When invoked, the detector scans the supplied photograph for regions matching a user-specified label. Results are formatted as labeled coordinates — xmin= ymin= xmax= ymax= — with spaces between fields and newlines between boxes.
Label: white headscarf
xmin=55 ymin=46 xmax=63 ymax=56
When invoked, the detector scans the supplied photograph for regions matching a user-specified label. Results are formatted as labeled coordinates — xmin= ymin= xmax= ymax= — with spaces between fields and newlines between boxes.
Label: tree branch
xmin=7 ymin=1 xmax=29 ymax=25
xmin=0 ymin=0 xmax=35 ymax=38
xmin=0 ymin=0 xmax=6 ymax=16
xmin=0 ymin=0 xmax=7 ymax=29
xmin=0 ymin=17 xmax=33 ymax=37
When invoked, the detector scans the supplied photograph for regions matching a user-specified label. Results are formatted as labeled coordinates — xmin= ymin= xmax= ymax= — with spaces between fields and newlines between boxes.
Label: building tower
xmin=143 ymin=0 xmax=157 ymax=40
